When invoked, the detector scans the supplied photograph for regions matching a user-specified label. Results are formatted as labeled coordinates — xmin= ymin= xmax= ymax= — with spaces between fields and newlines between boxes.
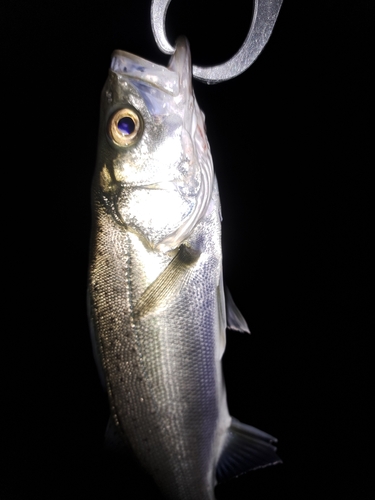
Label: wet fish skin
xmin=88 ymin=37 xmax=280 ymax=500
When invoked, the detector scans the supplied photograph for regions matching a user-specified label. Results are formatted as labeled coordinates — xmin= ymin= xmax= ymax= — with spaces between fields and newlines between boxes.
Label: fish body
xmin=88 ymin=37 xmax=280 ymax=500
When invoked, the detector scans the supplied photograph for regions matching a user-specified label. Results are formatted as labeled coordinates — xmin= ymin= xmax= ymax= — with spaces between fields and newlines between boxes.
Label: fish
xmin=88 ymin=36 xmax=281 ymax=500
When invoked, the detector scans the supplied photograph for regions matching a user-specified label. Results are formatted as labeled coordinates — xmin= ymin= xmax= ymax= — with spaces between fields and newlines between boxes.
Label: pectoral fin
xmin=216 ymin=418 xmax=282 ymax=483
xmin=134 ymin=244 xmax=200 ymax=318
xmin=225 ymin=286 xmax=250 ymax=333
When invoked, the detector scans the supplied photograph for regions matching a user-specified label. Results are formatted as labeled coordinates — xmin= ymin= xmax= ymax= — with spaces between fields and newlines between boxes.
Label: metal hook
xmin=151 ymin=0 xmax=283 ymax=84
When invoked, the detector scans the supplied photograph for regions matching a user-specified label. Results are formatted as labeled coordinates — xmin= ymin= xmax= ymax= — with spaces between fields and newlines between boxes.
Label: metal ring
xmin=151 ymin=0 xmax=283 ymax=84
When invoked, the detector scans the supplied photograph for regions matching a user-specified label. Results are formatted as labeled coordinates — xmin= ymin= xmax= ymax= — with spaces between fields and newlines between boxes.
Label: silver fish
xmin=88 ymin=36 xmax=280 ymax=500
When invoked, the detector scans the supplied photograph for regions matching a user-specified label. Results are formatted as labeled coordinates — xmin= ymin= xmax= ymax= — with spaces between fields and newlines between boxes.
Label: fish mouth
xmin=111 ymin=50 xmax=180 ymax=97
xmin=133 ymin=181 xmax=175 ymax=190
xmin=119 ymin=179 xmax=183 ymax=193
xmin=121 ymin=180 xmax=199 ymax=202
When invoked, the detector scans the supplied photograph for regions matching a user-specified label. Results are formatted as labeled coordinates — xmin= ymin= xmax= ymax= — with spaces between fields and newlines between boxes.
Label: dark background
xmin=2 ymin=1 xmax=372 ymax=498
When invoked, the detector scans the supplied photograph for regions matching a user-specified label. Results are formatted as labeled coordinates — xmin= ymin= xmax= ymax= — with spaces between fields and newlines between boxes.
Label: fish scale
xmin=88 ymin=36 xmax=280 ymax=500
xmin=90 ymin=197 xmax=221 ymax=499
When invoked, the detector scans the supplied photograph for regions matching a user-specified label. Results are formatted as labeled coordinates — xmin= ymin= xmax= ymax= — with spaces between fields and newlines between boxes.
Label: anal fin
xmin=216 ymin=418 xmax=282 ymax=483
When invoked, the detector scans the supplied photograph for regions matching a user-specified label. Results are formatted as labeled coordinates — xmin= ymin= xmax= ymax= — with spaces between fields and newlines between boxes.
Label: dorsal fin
xmin=216 ymin=418 xmax=282 ymax=483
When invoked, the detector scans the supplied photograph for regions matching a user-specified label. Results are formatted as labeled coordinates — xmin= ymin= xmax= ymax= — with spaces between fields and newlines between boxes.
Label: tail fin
xmin=216 ymin=418 xmax=282 ymax=483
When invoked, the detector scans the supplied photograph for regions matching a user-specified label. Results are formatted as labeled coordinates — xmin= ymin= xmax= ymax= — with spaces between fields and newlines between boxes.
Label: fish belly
xmin=88 ymin=202 xmax=227 ymax=500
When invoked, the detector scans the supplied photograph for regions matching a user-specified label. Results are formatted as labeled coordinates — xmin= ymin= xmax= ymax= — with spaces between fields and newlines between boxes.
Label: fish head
xmin=94 ymin=37 xmax=214 ymax=252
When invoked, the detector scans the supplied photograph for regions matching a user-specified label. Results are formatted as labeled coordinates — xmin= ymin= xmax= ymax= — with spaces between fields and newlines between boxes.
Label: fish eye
xmin=108 ymin=108 xmax=143 ymax=147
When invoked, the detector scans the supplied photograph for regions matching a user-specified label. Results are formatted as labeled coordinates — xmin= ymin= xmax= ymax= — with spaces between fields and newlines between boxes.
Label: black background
xmin=2 ymin=1 xmax=372 ymax=499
